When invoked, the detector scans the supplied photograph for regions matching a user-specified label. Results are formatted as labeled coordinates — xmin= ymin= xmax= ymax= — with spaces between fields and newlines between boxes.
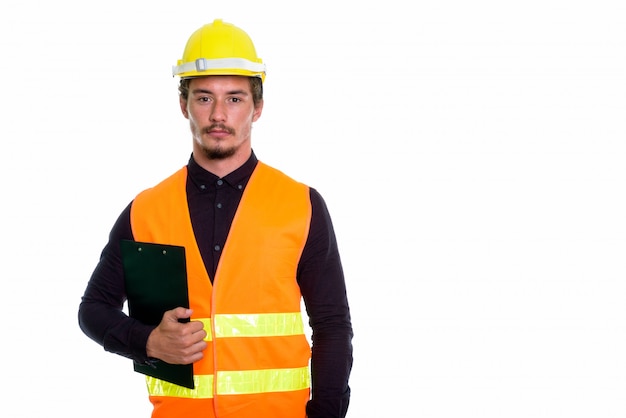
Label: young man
xmin=78 ymin=19 xmax=353 ymax=418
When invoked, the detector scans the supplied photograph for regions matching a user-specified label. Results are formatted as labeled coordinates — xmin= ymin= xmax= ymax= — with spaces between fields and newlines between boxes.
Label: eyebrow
xmin=191 ymin=88 xmax=249 ymax=96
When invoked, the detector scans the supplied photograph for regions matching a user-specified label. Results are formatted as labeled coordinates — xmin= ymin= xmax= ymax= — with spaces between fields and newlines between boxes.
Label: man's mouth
xmin=205 ymin=125 xmax=233 ymax=137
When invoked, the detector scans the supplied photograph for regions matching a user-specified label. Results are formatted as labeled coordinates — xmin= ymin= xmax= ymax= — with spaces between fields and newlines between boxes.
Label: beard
xmin=200 ymin=143 xmax=237 ymax=160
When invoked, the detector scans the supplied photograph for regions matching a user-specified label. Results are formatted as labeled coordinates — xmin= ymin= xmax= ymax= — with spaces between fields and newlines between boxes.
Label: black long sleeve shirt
xmin=78 ymin=151 xmax=353 ymax=418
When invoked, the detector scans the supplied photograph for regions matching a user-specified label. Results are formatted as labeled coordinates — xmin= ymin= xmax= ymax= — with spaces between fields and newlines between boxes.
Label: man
xmin=78 ymin=19 xmax=353 ymax=418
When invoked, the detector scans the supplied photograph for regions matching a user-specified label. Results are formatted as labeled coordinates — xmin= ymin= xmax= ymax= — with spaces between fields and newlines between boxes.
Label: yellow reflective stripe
xmin=217 ymin=366 xmax=310 ymax=395
xmin=196 ymin=317 xmax=212 ymax=341
xmin=214 ymin=312 xmax=304 ymax=338
xmin=146 ymin=367 xmax=310 ymax=398
xmin=146 ymin=374 xmax=213 ymax=398
xmin=193 ymin=313 xmax=304 ymax=339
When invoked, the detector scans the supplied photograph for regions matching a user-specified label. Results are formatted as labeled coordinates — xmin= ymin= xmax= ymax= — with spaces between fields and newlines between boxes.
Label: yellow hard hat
xmin=172 ymin=19 xmax=266 ymax=82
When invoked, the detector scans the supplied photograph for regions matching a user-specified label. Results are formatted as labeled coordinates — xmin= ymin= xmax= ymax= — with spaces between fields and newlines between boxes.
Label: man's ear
xmin=179 ymin=96 xmax=189 ymax=119
xmin=252 ymin=99 xmax=264 ymax=122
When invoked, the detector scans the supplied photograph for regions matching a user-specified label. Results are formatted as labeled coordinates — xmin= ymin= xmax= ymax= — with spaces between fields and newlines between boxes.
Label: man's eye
xmin=230 ymin=97 xmax=241 ymax=103
xmin=199 ymin=97 xmax=210 ymax=102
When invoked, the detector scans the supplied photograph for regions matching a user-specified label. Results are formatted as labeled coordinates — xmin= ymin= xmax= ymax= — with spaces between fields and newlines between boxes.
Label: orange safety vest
xmin=130 ymin=162 xmax=312 ymax=418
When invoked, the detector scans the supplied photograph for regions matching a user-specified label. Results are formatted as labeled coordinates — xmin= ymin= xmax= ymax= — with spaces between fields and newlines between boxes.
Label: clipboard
xmin=120 ymin=239 xmax=194 ymax=389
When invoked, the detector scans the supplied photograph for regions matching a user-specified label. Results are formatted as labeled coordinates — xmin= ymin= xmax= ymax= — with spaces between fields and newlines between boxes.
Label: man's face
xmin=181 ymin=75 xmax=263 ymax=161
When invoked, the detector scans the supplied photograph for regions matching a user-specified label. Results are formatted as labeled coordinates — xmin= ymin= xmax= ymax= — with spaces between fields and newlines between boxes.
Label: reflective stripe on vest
xmin=179 ymin=312 xmax=305 ymax=342
xmin=214 ymin=312 xmax=305 ymax=338
xmin=147 ymin=366 xmax=310 ymax=398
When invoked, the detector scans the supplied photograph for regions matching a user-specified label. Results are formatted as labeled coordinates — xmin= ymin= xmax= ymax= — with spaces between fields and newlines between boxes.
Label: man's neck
xmin=192 ymin=149 xmax=251 ymax=178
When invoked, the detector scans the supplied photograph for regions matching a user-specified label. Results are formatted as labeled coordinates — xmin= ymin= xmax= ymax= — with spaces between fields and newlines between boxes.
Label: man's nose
xmin=210 ymin=101 xmax=226 ymax=121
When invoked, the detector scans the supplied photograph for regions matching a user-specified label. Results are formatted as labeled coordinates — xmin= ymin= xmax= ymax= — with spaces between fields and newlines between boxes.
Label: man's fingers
xmin=163 ymin=307 xmax=193 ymax=323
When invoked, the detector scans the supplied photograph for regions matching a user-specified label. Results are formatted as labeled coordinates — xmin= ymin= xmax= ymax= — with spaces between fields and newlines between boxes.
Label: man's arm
xmin=77 ymin=202 xmax=155 ymax=364
xmin=299 ymin=188 xmax=354 ymax=418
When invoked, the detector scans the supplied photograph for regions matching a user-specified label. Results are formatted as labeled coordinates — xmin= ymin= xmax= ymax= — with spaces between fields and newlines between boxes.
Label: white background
xmin=2 ymin=1 xmax=625 ymax=417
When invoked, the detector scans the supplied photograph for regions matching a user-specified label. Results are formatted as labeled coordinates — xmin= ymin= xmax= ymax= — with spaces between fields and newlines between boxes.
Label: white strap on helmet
xmin=172 ymin=57 xmax=266 ymax=77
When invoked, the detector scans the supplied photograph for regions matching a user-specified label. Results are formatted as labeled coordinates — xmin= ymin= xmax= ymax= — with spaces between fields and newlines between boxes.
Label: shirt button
xmin=216 ymin=202 xmax=222 ymax=209
xmin=237 ymin=184 xmax=243 ymax=190
xmin=217 ymin=179 xmax=224 ymax=186
xmin=200 ymin=184 xmax=206 ymax=190
xmin=214 ymin=245 xmax=221 ymax=252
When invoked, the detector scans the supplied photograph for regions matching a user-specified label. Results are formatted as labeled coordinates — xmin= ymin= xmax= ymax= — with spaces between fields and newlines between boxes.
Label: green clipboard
xmin=120 ymin=239 xmax=194 ymax=389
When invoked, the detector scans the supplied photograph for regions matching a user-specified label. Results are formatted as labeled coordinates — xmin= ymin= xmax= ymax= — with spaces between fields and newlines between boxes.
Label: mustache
xmin=204 ymin=124 xmax=234 ymax=135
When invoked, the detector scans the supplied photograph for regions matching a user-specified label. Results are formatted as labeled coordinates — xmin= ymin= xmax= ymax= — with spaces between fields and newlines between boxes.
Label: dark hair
xmin=178 ymin=77 xmax=263 ymax=106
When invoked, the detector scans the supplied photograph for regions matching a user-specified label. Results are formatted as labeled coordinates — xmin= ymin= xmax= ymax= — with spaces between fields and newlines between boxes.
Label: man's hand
xmin=146 ymin=307 xmax=207 ymax=364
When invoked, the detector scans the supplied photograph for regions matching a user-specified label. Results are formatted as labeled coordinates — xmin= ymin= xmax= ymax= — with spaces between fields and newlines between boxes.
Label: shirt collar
xmin=187 ymin=151 xmax=259 ymax=191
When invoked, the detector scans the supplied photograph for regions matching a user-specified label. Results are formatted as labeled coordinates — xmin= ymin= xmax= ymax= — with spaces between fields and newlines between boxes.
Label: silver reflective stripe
xmin=172 ymin=57 xmax=266 ymax=76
